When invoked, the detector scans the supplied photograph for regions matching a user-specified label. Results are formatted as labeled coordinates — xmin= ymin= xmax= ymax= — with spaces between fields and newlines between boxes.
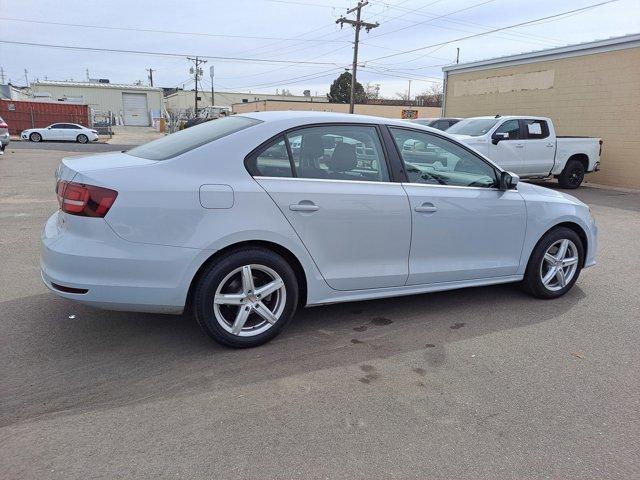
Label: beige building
xmin=165 ymin=90 xmax=327 ymax=112
xmin=442 ymin=34 xmax=640 ymax=189
xmin=232 ymin=99 xmax=441 ymax=119
xmin=31 ymin=81 xmax=164 ymax=126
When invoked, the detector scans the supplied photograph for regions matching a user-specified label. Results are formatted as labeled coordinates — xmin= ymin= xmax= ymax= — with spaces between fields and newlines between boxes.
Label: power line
xmin=0 ymin=17 xmax=351 ymax=44
xmin=369 ymin=0 xmax=563 ymax=46
xmin=363 ymin=0 xmax=622 ymax=63
xmin=0 ymin=40 xmax=344 ymax=66
xmin=367 ymin=0 xmax=499 ymax=40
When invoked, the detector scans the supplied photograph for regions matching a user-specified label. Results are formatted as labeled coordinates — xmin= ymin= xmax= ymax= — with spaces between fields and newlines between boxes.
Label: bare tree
xmin=363 ymin=82 xmax=380 ymax=101
xmin=395 ymin=89 xmax=410 ymax=101
xmin=415 ymin=83 xmax=443 ymax=106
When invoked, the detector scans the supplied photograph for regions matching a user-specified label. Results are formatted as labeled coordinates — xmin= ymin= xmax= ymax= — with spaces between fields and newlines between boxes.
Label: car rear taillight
xmin=0 ymin=122 xmax=8 ymax=128
xmin=56 ymin=180 xmax=118 ymax=217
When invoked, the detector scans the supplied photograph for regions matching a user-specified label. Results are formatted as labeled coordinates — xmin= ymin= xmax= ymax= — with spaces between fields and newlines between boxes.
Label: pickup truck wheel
xmin=558 ymin=159 xmax=585 ymax=189
xmin=522 ymin=227 xmax=584 ymax=299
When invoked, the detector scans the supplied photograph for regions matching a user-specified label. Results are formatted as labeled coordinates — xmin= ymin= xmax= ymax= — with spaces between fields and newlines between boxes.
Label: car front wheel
xmin=29 ymin=132 xmax=42 ymax=142
xmin=523 ymin=227 xmax=584 ymax=299
xmin=77 ymin=134 xmax=89 ymax=144
xmin=193 ymin=247 xmax=299 ymax=348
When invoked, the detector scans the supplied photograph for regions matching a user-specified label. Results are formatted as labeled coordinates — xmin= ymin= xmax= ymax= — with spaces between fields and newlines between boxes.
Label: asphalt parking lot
xmin=1 ymin=148 xmax=639 ymax=479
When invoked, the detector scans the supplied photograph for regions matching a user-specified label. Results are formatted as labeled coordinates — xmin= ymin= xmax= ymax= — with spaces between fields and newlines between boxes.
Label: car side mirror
xmin=491 ymin=132 xmax=508 ymax=145
xmin=499 ymin=171 xmax=519 ymax=190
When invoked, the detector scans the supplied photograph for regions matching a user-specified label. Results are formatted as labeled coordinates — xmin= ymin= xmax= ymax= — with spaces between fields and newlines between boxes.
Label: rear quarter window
xmin=127 ymin=116 xmax=261 ymax=160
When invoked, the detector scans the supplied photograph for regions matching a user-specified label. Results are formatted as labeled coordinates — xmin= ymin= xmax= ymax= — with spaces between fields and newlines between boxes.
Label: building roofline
xmin=442 ymin=33 xmax=640 ymax=74
xmin=32 ymin=81 xmax=162 ymax=91
xmin=165 ymin=91 xmax=327 ymax=100
xmin=231 ymin=99 xmax=440 ymax=107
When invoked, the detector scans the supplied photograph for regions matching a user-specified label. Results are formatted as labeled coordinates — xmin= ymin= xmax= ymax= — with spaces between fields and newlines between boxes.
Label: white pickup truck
xmin=447 ymin=116 xmax=602 ymax=188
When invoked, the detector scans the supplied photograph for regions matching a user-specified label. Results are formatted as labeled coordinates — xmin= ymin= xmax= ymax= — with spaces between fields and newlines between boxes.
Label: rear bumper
xmin=40 ymin=211 xmax=213 ymax=314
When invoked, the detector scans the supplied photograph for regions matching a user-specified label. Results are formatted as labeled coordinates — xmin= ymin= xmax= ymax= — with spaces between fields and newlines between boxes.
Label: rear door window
xmin=524 ymin=119 xmax=550 ymax=139
xmin=285 ymin=125 xmax=390 ymax=182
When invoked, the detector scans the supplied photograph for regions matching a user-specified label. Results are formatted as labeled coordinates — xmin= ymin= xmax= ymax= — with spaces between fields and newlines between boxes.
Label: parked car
xmin=447 ymin=116 xmax=602 ymax=188
xmin=42 ymin=112 xmax=597 ymax=347
xmin=0 ymin=116 xmax=9 ymax=153
xmin=21 ymin=123 xmax=98 ymax=143
xmin=410 ymin=117 xmax=462 ymax=130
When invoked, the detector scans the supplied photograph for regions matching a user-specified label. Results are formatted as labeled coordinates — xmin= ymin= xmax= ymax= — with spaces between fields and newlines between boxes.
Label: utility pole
xmin=24 ymin=69 xmax=29 ymax=87
xmin=209 ymin=65 xmax=215 ymax=108
xmin=187 ymin=57 xmax=207 ymax=116
xmin=407 ymin=80 xmax=411 ymax=102
xmin=456 ymin=47 xmax=460 ymax=64
xmin=86 ymin=68 xmax=90 ymax=82
xmin=336 ymin=1 xmax=378 ymax=114
xmin=0 ymin=67 xmax=5 ymax=84
xmin=146 ymin=68 xmax=155 ymax=86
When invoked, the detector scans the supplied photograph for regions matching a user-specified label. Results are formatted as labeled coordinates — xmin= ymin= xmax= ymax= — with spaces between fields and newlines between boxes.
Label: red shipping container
xmin=0 ymin=99 xmax=90 ymax=135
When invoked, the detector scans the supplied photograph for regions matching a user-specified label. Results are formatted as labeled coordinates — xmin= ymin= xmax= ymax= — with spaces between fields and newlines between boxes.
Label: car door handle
xmin=289 ymin=202 xmax=319 ymax=212
xmin=415 ymin=203 xmax=437 ymax=214
xmin=515 ymin=144 xmax=524 ymax=148
xmin=546 ymin=143 xmax=554 ymax=147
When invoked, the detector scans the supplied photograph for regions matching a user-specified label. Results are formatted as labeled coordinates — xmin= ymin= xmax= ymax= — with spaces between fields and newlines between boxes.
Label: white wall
xmin=165 ymin=90 xmax=328 ymax=111
xmin=31 ymin=83 xmax=164 ymax=115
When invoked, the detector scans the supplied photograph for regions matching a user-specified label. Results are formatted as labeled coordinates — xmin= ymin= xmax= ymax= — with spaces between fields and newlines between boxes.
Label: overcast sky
xmin=0 ymin=0 xmax=638 ymax=98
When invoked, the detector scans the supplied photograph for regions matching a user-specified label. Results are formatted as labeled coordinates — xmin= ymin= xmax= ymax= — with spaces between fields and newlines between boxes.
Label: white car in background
xmin=42 ymin=112 xmax=597 ymax=348
xmin=22 ymin=123 xmax=99 ymax=144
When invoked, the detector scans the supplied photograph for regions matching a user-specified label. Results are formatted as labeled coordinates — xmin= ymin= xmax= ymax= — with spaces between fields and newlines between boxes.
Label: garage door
xmin=122 ymin=93 xmax=149 ymax=126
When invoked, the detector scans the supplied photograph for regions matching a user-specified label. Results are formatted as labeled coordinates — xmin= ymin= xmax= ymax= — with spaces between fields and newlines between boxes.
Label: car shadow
xmin=1 ymin=283 xmax=586 ymax=427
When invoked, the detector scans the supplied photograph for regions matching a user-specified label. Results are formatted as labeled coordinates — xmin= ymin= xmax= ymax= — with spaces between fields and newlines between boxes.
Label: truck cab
xmin=448 ymin=115 xmax=601 ymax=188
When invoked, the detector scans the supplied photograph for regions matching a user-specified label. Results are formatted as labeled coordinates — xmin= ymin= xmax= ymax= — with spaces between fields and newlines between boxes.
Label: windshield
xmin=447 ymin=118 xmax=499 ymax=137
xmin=127 ymin=116 xmax=261 ymax=160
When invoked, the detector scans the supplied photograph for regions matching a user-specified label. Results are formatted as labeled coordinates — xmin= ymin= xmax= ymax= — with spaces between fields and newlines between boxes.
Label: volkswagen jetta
xmin=42 ymin=112 xmax=597 ymax=347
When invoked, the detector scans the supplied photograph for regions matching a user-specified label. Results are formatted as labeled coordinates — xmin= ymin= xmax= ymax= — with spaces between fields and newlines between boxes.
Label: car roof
xmin=463 ymin=115 xmax=549 ymax=121
xmin=238 ymin=110 xmax=420 ymax=129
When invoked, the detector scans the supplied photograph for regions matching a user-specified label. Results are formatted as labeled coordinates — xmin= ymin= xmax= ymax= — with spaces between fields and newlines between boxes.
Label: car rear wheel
xmin=29 ymin=132 xmax=42 ymax=142
xmin=523 ymin=227 xmax=584 ymax=299
xmin=558 ymin=159 xmax=585 ymax=189
xmin=77 ymin=134 xmax=89 ymax=144
xmin=193 ymin=248 xmax=299 ymax=348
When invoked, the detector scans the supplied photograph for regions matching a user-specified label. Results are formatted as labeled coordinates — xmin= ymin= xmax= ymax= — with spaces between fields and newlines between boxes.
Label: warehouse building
xmin=232 ymin=99 xmax=441 ymax=119
xmin=164 ymin=89 xmax=327 ymax=112
xmin=31 ymin=81 xmax=164 ymax=127
xmin=442 ymin=33 xmax=640 ymax=189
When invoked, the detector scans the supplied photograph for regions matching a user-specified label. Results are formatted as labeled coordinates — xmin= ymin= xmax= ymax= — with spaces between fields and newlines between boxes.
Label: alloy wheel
xmin=213 ymin=264 xmax=286 ymax=337
xmin=539 ymin=239 xmax=579 ymax=291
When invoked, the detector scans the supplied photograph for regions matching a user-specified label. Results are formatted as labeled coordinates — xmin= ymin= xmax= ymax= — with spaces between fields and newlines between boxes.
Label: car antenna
xmin=494 ymin=114 xmax=501 ymax=118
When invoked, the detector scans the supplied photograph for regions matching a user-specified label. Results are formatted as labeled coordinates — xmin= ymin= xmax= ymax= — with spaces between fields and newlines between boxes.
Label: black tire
xmin=557 ymin=159 xmax=585 ymax=189
xmin=29 ymin=132 xmax=42 ymax=142
xmin=522 ymin=226 xmax=584 ymax=299
xmin=193 ymin=247 xmax=299 ymax=348
xmin=77 ymin=134 xmax=89 ymax=144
